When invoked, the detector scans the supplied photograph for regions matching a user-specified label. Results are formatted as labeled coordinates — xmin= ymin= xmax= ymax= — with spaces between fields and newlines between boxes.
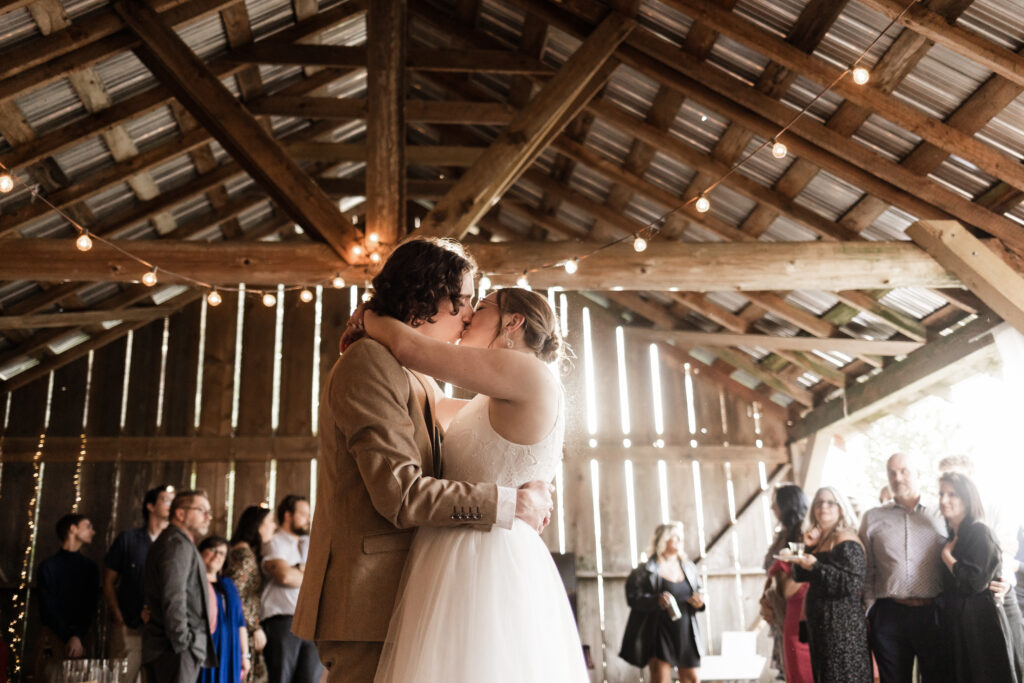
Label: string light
xmin=516 ymin=271 xmax=530 ymax=288
xmin=72 ymin=433 xmax=86 ymax=513
xmin=369 ymin=252 xmax=381 ymax=264
xmin=352 ymin=245 xmax=363 ymax=256
xmin=361 ymin=290 xmax=372 ymax=303
xmin=479 ymin=275 xmax=492 ymax=290
xmin=75 ymin=232 xmax=93 ymax=252
xmin=0 ymin=172 xmax=13 ymax=193
xmin=771 ymin=139 xmax=788 ymax=159
xmin=694 ymin=195 xmax=711 ymax=213
xmin=332 ymin=274 xmax=345 ymax=289
xmin=300 ymin=288 xmax=314 ymax=303
xmin=632 ymin=235 xmax=648 ymax=253
xmin=141 ymin=269 xmax=158 ymax=287
xmin=563 ymin=258 xmax=578 ymax=275
xmin=206 ymin=290 xmax=223 ymax=307
xmin=7 ymin=433 xmax=44 ymax=674
xmin=852 ymin=66 xmax=870 ymax=85
xmin=367 ymin=232 xmax=379 ymax=245
xmin=262 ymin=292 xmax=277 ymax=307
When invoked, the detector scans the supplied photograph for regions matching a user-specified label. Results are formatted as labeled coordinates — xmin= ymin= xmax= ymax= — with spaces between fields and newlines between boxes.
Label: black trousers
xmin=868 ymin=599 xmax=950 ymax=683
xmin=262 ymin=614 xmax=322 ymax=683
xmin=144 ymin=649 xmax=201 ymax=683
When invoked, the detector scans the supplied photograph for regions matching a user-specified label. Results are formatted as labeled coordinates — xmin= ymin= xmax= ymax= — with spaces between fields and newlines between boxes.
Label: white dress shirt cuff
xmin=496 ymin=486 xmax=517 ymax=530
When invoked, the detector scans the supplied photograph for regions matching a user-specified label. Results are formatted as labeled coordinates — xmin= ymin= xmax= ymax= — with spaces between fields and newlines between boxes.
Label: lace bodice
xmin=441 ymin=393 xmax=564 ymax=487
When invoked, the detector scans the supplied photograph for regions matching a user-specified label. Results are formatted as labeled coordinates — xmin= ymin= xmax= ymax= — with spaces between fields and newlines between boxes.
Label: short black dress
xmin=656 ymin=577 xmax=701 ymax=668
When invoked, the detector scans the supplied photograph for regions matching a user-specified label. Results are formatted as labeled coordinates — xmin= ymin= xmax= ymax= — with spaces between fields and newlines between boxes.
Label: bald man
xmin=859 ymin=453 xmax=949 ymax=683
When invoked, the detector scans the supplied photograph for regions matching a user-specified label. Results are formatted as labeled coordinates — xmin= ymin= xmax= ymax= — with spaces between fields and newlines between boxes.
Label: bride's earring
xmin=503 ymin=328 xmax=513 ymax=348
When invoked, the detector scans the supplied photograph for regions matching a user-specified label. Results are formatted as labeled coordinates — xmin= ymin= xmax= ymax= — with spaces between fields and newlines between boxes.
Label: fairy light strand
xmin=0 ymin=0 xmax=918 ymax=294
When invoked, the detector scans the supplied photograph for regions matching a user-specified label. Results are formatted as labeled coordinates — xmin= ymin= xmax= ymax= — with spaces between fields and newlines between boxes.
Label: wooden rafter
xmin=627 ymin=328 xmax=922 ymax=356
xmin=114 ymin=0 xmax=362 ymax=260
xmin=409 ymin=12 xmax=634 ymax=240
xmin=0 ymin=239 xmax=960 ymax=291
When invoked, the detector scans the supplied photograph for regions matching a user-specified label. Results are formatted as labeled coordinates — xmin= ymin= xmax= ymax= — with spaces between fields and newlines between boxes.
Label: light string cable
xmin=0 ymin=0 xmax=921 ymax=290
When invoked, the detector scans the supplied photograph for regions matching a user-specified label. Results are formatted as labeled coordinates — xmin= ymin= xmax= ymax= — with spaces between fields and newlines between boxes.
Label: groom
xmin=292 ymin=238 xmax=555 ymax=683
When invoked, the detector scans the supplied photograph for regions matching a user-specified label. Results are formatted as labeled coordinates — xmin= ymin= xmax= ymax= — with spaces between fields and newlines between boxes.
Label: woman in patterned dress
xmin=227 ymin=505 xmax=277 ymax=683
xmin=790 ymin=487 xmax=872 ymax=683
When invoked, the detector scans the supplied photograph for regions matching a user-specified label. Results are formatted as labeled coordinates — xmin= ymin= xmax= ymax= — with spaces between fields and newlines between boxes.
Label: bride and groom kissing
xmin=292 ymin=238 xmax=590 ymax=682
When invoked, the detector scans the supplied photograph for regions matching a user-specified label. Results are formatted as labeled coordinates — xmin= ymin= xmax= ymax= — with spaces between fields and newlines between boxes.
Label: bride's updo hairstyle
xmin=492 ymin=288 xmax=564 ymax=364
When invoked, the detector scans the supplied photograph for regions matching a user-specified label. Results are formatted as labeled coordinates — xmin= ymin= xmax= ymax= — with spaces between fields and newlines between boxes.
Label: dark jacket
xmin=142 ymin=524 xmax=217 ymax=668
xmin=619 ymin=557 xmax=705 ymax=667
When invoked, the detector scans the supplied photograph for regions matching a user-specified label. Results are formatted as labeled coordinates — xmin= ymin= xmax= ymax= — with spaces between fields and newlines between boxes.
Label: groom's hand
xmin=515 ymin=480 xmax=554 ymax=533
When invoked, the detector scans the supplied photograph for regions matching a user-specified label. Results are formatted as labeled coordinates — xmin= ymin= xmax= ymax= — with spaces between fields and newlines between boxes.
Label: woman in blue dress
xmin=198 ymin=536 xmax=249 ymax=683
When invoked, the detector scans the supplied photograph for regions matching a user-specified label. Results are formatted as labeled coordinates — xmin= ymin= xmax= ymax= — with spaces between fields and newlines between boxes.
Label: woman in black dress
xmin=938 ymin=472 xmax=1018 ymax=683
xmin=619 ymin=522 xmax=705 ymax=683
xmin=790 ymin=486 xmax=872 ymax=683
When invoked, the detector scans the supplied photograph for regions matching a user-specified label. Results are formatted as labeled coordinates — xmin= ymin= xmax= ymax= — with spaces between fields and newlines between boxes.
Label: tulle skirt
xmin=374 ymin=519 xmax=590 ymax=683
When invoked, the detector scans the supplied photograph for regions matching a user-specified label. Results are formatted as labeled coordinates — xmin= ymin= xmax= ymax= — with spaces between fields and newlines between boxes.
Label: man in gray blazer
xmin=142 ymin=489 xmax=217 ymax=683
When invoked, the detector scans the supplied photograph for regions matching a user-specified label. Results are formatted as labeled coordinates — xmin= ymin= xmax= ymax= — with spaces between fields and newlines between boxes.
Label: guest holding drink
xmin=198 ymin=536 xmax=249 ymax=683
xmin=937 ymin=472 xmax=1018 ymax=683
xmin=763 ymin=485 xmax=813 ymax=683
xmin=790 ymin=487 xmax=872 ymax=683
xmin=619 ymin=522 xmax=705 ymax=683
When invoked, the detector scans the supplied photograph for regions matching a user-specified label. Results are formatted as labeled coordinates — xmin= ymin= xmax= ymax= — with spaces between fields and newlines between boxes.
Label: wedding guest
xmin=142 ymin=490 xmax=216 ymax=683
xmin=791 ymin=487 xmax=872 ymax=683
xmin=199 ymin=536 xmax=250 ymax=683
xmin=763 ymin=485 xmax=812 ymax=683
xmin=104 ymin=483 xmax=175 ymax=683
xmin=938 ymin=472 xmax=1018 ymax=682
xmin=619 ymin=522 xmax=705 ymax=683
xmin=227 ymin=505 xmax=276 ymax=683
xmin=35 ymin=514 xmax=99 ymax=682
xmin=261 ymin=495 xmax=319 ymax=683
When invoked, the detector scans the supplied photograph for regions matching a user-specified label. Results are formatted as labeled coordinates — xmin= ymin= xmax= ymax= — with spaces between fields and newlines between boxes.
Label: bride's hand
xmin=339 ymin=303 xmax=368 ymax=353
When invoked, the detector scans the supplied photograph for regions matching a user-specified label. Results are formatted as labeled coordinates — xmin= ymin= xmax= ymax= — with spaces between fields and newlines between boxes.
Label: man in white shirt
xmin=262 ymin=495 xmax=320 ymax=683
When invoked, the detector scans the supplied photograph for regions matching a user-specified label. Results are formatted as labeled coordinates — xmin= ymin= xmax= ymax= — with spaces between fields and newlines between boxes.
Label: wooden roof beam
xmin=628 ymin=329 xmax=921 ymax=356
xmin=246 ymin=97 xmax=517 ymax=124
xmin=115 ymin=0 xmax=361 ymax=261
xmin=906 ymin=220 xmax=1024 ymax=336
xmin=409 ymin=12 xmax=634 ymax=240
xmin=0 ymin=238 xmax=960 ymax=290
xmin=858 ymin=0 xmax=1024 ymax=89
xmin=662 ymin=0 xmax=1024 ymax=197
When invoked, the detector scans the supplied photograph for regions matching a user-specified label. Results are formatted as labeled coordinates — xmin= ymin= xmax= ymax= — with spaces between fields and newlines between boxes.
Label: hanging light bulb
xmin=207 ymin=290 xmax=222 ymax=307
xmin=361 ymin=290 xmax=372 ymax=303
xmin=75 ymin=232 xmax=93 ymax=252
xmin=141 ymin=269 xmax=158 ymax=287
xmin=633 ymin=235 xmax=648 ymax=253
xmin=852 ymin=66 xmax=870 ymax=85
xmin=479 ymin=275 xmax=492 ymax=290
xmin=0 ymin=173 xmax=13 ymax=193
xmin=694 ymin=195 xmax=711 ymax=213
xmin=299 ymin=288 xmax=314 ymax=303
xmin=332 ymin=274 xmax=345 ymax=289
xmin=262 ymin=292 xmax=277 ymax=307
xmin=352 ymin=245 xmax=363 ymax=256
xmin=563 ymin=258 xmax=578 ymax=275
xmin=369 ymin=251 xmax=381 ymax=264
xmin=516 ymin=271 xmax=530 ymax=288
xmin=367 ymin=232 xmax=379 ymax=245
xmin=771 ymin=139 xmax=788 ymax=159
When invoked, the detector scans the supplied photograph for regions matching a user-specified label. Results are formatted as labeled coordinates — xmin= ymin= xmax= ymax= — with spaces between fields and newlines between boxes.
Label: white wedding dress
xmin=374 ymin=393 xmax=589 ymax=683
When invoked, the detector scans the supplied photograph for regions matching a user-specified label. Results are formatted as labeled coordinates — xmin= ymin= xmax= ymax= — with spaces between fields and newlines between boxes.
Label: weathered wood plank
xmin=278 ymin=290 xmax=316 ymax=437
xmin=160 ymin=301 xmax=201 ymax=436
xmin=236 ymin=294 xmax=276 ymax=436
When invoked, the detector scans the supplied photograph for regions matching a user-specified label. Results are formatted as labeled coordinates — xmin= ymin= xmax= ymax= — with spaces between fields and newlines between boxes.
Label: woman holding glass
xmin=789 ymin=487 xmax=871 ymax=683
xmin=619 ymin=522 xmax=705 ymax=683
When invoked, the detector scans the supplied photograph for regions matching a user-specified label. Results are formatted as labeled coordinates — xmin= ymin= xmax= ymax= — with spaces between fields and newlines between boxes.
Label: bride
xmin=359 ymin=286 xmax=589 ymax=683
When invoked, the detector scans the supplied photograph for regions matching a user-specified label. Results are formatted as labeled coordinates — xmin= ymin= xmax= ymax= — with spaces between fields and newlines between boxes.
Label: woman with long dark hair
xmin=938 ymin=472 xmax=1018 ymax=682
xmin=199 ymin=536 xmax=249 ymax=683
xmin=226 ymin=505 xmax=276 ymax=682
xmin=763 ymin=484 xmax=812 ymax=683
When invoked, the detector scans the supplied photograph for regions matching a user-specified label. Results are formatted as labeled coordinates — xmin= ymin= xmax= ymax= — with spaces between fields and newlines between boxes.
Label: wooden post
xmin=365 ymin=0 xmax=405 ymax=249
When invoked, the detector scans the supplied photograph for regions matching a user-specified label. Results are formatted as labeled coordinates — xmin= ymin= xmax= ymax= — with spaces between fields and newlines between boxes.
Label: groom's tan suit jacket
xmin=292 ymin=338 xmax=499 ymax=643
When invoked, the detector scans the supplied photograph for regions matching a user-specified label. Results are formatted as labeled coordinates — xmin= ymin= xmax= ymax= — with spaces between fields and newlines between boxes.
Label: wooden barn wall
xmin=0 ymin=287 xmax=787 ymax=681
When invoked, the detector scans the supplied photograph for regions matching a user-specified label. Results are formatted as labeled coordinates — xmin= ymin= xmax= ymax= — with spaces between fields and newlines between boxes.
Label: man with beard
xmin=262 ymin=494 xmax=319 ymax=683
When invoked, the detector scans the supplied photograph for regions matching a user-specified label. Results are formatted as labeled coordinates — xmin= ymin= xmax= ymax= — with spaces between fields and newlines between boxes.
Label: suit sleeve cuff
xmin=496 ymin=487 xmax=517 ymax=530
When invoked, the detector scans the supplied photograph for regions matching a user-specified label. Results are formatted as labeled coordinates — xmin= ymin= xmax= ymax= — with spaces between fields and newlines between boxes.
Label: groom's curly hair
xmin=367 ymin=239 xmax=476 ymax=326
